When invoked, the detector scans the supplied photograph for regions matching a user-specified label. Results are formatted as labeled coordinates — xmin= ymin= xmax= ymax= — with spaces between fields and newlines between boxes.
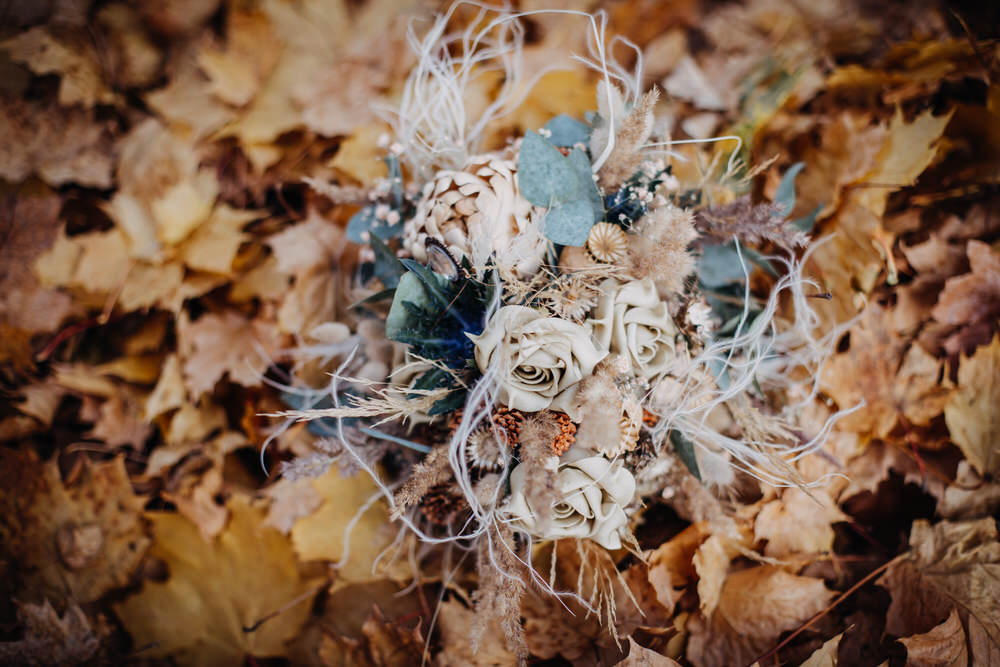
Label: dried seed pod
xmin=586 ymin=222 xmax=629 ymax=264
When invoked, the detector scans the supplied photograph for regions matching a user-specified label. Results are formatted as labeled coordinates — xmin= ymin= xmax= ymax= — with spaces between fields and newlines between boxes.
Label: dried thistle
xmin=419 ymin=483 xmax=467 ymax=525
xmin=540 ymin=275 xmax=600 ymax=321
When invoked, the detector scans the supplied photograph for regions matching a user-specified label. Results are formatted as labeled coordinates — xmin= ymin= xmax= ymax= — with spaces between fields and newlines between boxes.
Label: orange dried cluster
xmin=551 ymin=412 xmax=576 ymax=455
xmin=642 ymin=409 xmax=660 ymax=427
xmin=492 ymin=406 xmax=523 ymax=447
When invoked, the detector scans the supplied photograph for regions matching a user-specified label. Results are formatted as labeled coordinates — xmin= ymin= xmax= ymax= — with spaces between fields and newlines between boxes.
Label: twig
xmin=749 ymin=554 xmax=903 ymax=666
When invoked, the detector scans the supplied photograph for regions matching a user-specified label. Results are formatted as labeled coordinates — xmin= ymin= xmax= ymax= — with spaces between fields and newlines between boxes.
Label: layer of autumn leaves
xmin=1 ymin=0 xmax=998 ymax=665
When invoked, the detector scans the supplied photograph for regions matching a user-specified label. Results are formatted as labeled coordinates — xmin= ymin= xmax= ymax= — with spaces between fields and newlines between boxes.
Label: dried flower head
xmin=420 ymin=483 xmax=467 ymax=525
xmin=586 ymin=222 xmax=629 ymax=264
xmin=551 ymin=412 xmax=577 ymax=455
xmin=541 ymin=275 xmax=599 ymax=322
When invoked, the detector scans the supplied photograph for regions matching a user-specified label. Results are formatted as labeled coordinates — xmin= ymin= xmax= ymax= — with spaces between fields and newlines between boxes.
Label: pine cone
xmin=403 ymin=155 xmax=547 ymax=277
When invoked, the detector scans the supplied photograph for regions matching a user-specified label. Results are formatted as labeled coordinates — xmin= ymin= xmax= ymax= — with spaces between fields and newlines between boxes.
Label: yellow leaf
xmin=0 ymin=451 xmax=151 ymax=605
xmin=151 ymin=174 xmax=219 ymax=245
xmin=330 ymin=123 xmax=391 ymax=185
xmin=115 ymin=496 xmax=318 ymax=666
xmin=290 ymin=465 xmax=408 ymax=583
xmin=944 ymin=336 xmax=1000 ymax=476
xmin=178 ymin=205 xmax=261 ymax=275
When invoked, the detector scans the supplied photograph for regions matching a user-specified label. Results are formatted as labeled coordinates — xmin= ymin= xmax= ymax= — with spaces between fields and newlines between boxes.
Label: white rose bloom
xmin=506 ymin=452 xmax=636 ymax=549
xmin=403 ymin=155 xmax=548 ymax=277
xmin=589 ymin=278 xmax=679 ymax=379
xmin=470 ymin=306 xmax=608 ymax=414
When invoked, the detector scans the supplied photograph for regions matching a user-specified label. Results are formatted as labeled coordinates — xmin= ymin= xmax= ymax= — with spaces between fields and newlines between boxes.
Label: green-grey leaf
xmin=670 ymin=430 xmax=701 ymax=481
xmin=567 ymin=147 xmax=604 ymax=221
xmin=346 ymin=205 xmax=403 ymax=243
xmin=773 ymin=162 xmax=804 ymax=218
xmin=543 ymin=114 xmax=592 ymax=147
xmin=385 ymin=271 xmax=444 ymax=341
xmin=699 ymin=244 xmax=747 ymax=288
xmin=518 ymin=130 xmax=582 ymax=207
xmin=543 ymin=199 xmax=596 ymax=246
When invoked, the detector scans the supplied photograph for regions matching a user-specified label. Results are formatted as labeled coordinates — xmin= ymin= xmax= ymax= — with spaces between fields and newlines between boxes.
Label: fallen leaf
xmin=686 ymin=566 xmax=835 ymax=667
xmin=1 ymin=27 xmax=117 ymax=107
xmin=0 ymin=600 xmax=102 ymax=666
xmin=163 ymin=464 xmax=228 ymax=541
xmin=754 ymin=487 xmax=847 ymax=558
xmin=943 ymin=335 xmax=1000 ymax=476
xmin=878 ymin=518 xmax=1000 ymax=665
xmin=15 ymin=380 xmax=67 ymax=425
xmin=899 ymin=608 xmax=968 ymax=667
xmin=0 ymin=97 xmax=115 ymax=188
xmin=932 ymin=241 xmax=1000 ymax=356
xmin=822 ymin=303 xmax=949 ymax=440
xmin=145 ymin=353 xmax=186 ymax=419
xmin=435 ymin=600 xmax=518 ymax=667
xmin=0 ymin=450 xmax=150 ymax=604
xmin=646 ymin=523 xmax=708 ymax=613
xmin=938 ymin=461 xmax=1000 ymax=521
xmin=267 ymin=211 xmax=347 ymax=276
xmin=263 ymin=476 xmax=324 ymax=534
xmin=329 ymin=122 xmax=391 ymax=185
xmin=86 ymin=391 xmax=153 ymax=449
xmin=290 ymin=464 xmax=407 ymax=583
xmin=178 ymin=204 xmax=261 ymax=275
xmin=115 ymin=495 xmax=319 ymax=666
xmin=798 ymin=631 xmax=844 ymax=667
xmin=197 ymin=7 xmax=280 ymax=107
xmin=178 ymin=310 xmax=282 ymax=397
xmin=617 ymin=638 xmax=683 ymax=666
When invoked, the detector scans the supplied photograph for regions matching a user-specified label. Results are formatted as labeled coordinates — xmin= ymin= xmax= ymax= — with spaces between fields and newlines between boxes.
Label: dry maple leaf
xmin=943 ymin=335 xmax=1000 ymax=476
xmin=0 ymin=97 xmax=115 ymax=188
xmin=753 ymin=487 xmax=847 ymax=558
xmin=289 ymin=463 xmax=409 ymax=583
xmin=685 ymin=566 xmax=835 ymax=667
xmin=821 ymin=303 xmax=951 ymax=440
xmin=0 ymin=450 xmax=151 ymax=605
xmin=616 ymin=637 xmax=683 ymax=666
xmin=797 ymin=631 xmax=844 ymax=667
xmin=646 ymin=523 xmax=710 ymax=614
xmin=177 ymin=309 xmax=282 ymax=397
xmin=0 ymin=599 xmax=103 ymax=666
xmin=877 ymin=518 xmax=1000 ymax=665
xmin=932 ymin=240 xmax=1000 ymax=357
xmin=115 ymin=495 xmax=319 ymax=666
xmin=0 ymin=185 xmax=77 ymax=367
xmin=435 ymin=600 xmax=518 ymax=667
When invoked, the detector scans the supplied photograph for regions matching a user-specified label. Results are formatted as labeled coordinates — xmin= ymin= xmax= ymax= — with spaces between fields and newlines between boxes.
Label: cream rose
xmin=506 ymin=453 xmax=635 ymax=549
xmin=589 ymin=279 xmax=678 ymax=379
xmin=470 ymin=306 xmax=607 ymax=414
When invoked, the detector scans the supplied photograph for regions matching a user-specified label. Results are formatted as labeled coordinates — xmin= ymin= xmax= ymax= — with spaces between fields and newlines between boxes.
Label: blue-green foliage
xmin=517 ymin=130 xmax=603 ymax=246
xmin=542 ymin=114 xmax=592 ymax=148
xmin=346 ymin=155 xmax=410 ymax=244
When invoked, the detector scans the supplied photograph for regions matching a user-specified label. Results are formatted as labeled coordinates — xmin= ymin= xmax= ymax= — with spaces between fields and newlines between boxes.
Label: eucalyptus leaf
xmin=543 ymin=199 xmax=597 ymax=246
xmin=567 ymin=147 xmax=604 ymax=221
xmin=369 ymin=235 xmax=404 ymax=288
xmin=773 ymin=161 xmax=804 ymax=218
xmin=543 ymin=114 xmax=592 ymax=147
xmin=792 ymin=203 xmax=823 ymax=233
xmin=670 ymin=430 xmax=701 ymax=481
xmin=699 ymin=244 xmax=748 ymax=288
xmin=518 ymin=130 xmax=583 ymax=207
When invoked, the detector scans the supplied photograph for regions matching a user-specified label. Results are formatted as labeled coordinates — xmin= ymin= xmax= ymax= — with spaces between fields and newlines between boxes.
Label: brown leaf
xmin=938 ymin=461 xmax=1000 ymax=521
xmin=754 ymin=487 xmax=847 ymax=558
xmin=944 ymin=335 xmax=1000 ymax=476
xmin=1 ymin=27 xmax=117 ymax=107
xmin=436 ymin=600 xmax=518 ymax=667
xmin=0 ymin=185 xmax=77 ymax=367
xmin=932 ymin=241 xmax=1000 ymax=355
xmin=0 ymin=450 xmax=150 ymax=604
xmin=798 ymin=631 xmax=844 ymax=667
xmin=878 ymin=518 xmax=1000 ymax=663
xmin=0 ymin=600 xmax=102 ymax=666
xmin=86 ymin=391 xmax=153 ymax=449
xmin=899 ymin=608 xmax=968 ymax=667
xmin=114 ymin=495 xmax=319 ymax=666
xmin=616 ymin=638 xmax=683 ymax=666
xmin=0 ymin=97 xmax=115 ymax=188
xmin=178 ymin=310 xmax=282 ymax=397
xmin=686 ymin=566 xmax=835 ymax=667
xmin=646 ymin=523 xmax=708 ymax=613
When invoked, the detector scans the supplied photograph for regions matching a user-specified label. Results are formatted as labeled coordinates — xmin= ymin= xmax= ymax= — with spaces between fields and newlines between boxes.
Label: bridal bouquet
xmin=274 ymin=3 xmax=841 ymax=655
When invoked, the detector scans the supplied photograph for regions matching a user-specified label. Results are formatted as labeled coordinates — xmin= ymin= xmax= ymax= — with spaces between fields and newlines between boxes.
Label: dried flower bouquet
xmin=271 ymin=2 xmax=849 ymax=655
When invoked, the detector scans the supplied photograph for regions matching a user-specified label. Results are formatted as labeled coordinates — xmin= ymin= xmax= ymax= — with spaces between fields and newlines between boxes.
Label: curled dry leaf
xmin=685 ymin=566 xmax=835 ymax=667
xmin=899 ymin=608 xmax=968 ymax=667
xmin=0 ymin=599 xmax=103 ymax=666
